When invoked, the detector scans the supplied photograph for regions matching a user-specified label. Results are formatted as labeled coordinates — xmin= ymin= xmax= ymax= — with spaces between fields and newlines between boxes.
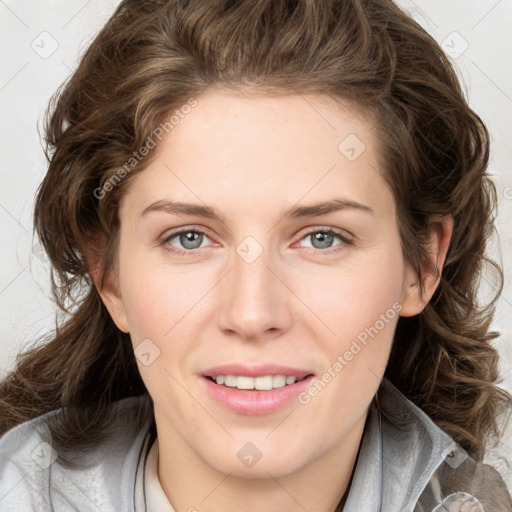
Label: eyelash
xmin=161 ymin=226 xmax=353 ymax=256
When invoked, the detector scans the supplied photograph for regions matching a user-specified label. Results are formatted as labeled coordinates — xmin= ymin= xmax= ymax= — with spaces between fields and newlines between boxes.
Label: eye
xmin=162 ymin=228 xmax=213 ymax=255
xmin=295 ymin=228 xmax=353 ymax=252
xmin=161 ymin=226 xmax=353 ymax=256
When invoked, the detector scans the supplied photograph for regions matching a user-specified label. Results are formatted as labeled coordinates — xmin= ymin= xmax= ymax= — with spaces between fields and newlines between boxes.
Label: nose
xmin=216 ymin=241 xmax=293 ymax=342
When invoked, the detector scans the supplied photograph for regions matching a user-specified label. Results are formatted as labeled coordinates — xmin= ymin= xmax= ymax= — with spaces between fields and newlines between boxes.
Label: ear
xmin=399 ymin=215 xmax=454 ymax=317
xmin=84 ymin=242 xmax=130 ymax=333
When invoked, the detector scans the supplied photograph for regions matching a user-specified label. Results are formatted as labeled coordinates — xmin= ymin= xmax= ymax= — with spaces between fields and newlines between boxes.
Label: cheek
xmin=296 ymin=247 xmax=405 ymax=339
xmin=117 ymin=239 xmax=210 ymax=341
xmin=121 ymin=276 xmax=171 ymax=342
xmin=291 ymin=245 xmax=406 ymax=412
xmin=118 ymin=263 xmax=197 ymax=406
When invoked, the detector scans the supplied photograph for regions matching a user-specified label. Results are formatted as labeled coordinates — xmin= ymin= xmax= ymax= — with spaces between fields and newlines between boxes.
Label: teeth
xmin=213 ymin=374 xmax=301 ymax=390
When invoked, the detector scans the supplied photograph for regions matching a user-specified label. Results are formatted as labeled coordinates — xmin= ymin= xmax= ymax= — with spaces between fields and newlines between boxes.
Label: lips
xmin=200 ymin=363 xmax=315 ymax=415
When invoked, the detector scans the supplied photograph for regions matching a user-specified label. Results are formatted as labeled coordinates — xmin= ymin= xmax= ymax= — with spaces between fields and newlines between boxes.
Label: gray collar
xmin=343 ymin=377 xmax=461 ymax=511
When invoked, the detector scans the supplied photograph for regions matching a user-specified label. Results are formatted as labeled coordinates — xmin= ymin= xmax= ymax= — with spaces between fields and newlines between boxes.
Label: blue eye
xmin=297 ymin=229 xmax=353 ymax=252
xmin=163 ymin=229 xmax=212 ymax=254
xmin=161 ymin=227 xmax=352 ymax=256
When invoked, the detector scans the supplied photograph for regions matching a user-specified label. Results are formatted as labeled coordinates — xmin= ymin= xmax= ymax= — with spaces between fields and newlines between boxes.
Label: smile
xmin=202 ymin=372 xmax=315 ymax=415
xmin=209 ymin=374 xmax=307 ymax=390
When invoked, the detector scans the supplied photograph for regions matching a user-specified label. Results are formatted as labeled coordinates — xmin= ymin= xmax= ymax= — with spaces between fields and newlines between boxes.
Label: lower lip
xmin=201 ymin=375 xmax=315 ymax=415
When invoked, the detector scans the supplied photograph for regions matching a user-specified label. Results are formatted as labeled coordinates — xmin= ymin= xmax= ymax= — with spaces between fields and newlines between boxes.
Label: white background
xmin=0 ymin=0 xmax=511 ymax=437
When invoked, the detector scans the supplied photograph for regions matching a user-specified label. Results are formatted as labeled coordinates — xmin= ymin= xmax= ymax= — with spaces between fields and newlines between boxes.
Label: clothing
xmin=0 ymin=378 xmax=509 ymax=511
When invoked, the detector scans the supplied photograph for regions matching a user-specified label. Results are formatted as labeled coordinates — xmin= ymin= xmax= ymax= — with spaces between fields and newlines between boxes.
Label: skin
xmin=95 ymin=88 xmax=453 ymax=512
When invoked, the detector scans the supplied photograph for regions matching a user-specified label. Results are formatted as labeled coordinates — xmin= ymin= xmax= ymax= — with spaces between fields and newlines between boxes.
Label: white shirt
xmin=144 ymin=438 xmax=176 ymax=512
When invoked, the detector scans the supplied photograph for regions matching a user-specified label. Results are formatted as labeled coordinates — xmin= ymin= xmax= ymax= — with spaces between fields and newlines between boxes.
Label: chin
xmin=199 ymin=437 xmax=313 ymax=479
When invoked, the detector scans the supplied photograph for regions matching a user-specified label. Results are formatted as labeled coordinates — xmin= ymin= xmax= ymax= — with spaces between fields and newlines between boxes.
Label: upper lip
xmin=202 ymin=364 xmax=314 ymax=379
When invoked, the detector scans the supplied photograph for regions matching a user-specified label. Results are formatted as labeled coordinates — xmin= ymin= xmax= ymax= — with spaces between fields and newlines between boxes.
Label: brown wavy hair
xmin=1 ymin=0 xmax=510 ymax=465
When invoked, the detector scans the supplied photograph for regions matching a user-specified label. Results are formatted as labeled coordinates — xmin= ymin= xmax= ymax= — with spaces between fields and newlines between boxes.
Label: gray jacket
xmin=0 ymin=378 xmax=510 ymax=511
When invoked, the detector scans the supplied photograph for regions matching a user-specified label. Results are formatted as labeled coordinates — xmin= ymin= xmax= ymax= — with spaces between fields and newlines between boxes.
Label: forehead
xmin=120 ymin=89 xmax=394 ymax=220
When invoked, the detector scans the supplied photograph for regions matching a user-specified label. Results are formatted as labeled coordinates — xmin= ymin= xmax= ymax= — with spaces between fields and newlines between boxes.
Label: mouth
xmin=200 ymin=364 xmax=316 ymax=415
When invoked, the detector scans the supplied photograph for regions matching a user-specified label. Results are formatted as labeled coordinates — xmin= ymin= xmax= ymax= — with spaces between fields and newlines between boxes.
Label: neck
xmin=154 ymin=411 xmax=367 ymax=512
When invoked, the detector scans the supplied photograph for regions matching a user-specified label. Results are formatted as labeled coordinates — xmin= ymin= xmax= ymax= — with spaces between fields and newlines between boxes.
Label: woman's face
xmin=105 ymin=89 xmax=422 ymax=478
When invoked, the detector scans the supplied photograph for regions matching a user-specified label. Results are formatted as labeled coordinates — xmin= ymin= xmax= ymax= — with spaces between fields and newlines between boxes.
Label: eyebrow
xmin=283 ymin=198 xmax=374 ymax=218
xmin=141 ymin=197 xmax=375 ymax=221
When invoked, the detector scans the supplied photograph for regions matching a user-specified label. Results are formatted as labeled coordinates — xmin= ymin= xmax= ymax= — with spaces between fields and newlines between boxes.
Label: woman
xmin=0 ymin=0 xmax=510 ymax=510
